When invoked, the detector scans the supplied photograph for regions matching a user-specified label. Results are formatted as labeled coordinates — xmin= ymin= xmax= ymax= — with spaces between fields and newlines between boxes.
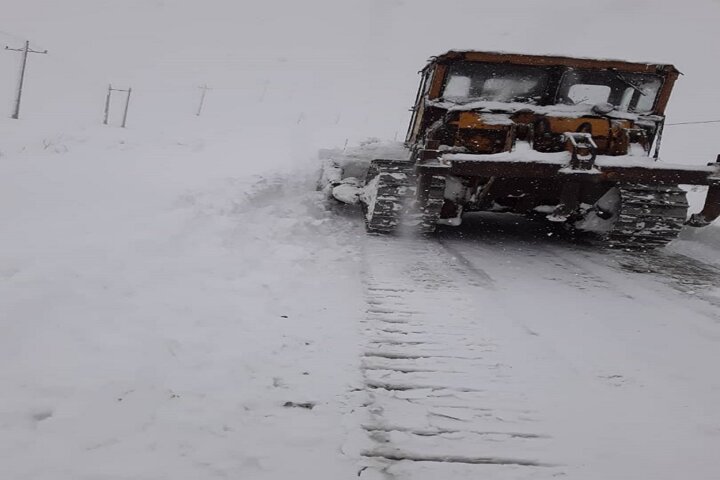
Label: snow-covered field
xmin=0 ymin=117 xmax=370 ymax=479
xmin=2 ymin=1 xmax=720 ymax=479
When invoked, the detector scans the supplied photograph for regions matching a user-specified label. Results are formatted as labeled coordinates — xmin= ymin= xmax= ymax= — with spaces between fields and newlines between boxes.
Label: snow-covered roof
xmin=425 ymin=99 xmax=660 ymax=121
xmin=430 ymin=50 xmax=680 ymax=75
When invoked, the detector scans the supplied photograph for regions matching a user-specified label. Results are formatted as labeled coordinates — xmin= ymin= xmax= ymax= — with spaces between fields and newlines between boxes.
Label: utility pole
xmin=259 ymin=79 xmax=269 ymax=102
xmin=103 ymin=84 xmax=113 ymax=125
xmin=121 ymin=87 xmax=132 ymax=128
xmin=102 ymin=85 xmax=132 ymax=127
xmin=196 ymin=84 xmax=210 ymax=116
xmin=4 ymin=40 xmax=48 ymax=119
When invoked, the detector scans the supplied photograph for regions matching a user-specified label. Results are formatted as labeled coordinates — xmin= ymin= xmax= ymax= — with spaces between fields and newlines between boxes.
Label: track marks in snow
xmin=347 ymin=216 xmax=720 ymax=479
xmin=616 ymin=250 xmax=720 ymax=296
xmin=363 ymin=450 xmax=552 ymax=467
xmin=439 ymin=214 xmax=720 ymax=304
xmin=436 ymin=238 xmax=495 ymax=288
xmin=356 ymin=236 xmax=560 ymax=478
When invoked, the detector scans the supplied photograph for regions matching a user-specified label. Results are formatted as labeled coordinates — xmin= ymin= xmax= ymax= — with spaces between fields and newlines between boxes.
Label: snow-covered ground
xmin=0 ymin=118 xmax=368 ymax=479
xmin=2 ymin=1 xmax=720 ymax=479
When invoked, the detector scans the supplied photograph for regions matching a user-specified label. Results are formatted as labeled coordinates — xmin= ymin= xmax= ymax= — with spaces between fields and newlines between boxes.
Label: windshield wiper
xmin=610 ymin=69 xmax=646 ymax=96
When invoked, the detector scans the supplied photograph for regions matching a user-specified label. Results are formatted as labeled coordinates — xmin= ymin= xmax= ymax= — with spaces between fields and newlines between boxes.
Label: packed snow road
xmin=350 ymin=213 xmax=720 ymax=479
xmin=3 ymin=135 xmax=719 ymax=479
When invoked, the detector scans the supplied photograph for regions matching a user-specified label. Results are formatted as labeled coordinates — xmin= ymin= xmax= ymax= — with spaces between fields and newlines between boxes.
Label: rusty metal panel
xmin=456 ymin=112 xmax=512 ymax=130
xmin=547 ymin=117 xmax=611 ymax=136
xmin=653 ymin=70 xmax=679 ymax=115
xmin=427 ymin=64 xmax=447 ymax=99
xmin=448 ymin=159 xmax=718 ymax=186
xmin=434 ymin=50 xmax=679 ymax=75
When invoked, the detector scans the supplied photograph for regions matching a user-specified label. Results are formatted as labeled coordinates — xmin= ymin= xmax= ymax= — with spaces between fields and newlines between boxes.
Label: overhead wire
xmin=665 ymin=119 xmax=720 ymax=126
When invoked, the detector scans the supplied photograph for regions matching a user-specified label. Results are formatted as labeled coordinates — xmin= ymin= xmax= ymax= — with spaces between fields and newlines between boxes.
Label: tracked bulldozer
xmin=322 ymin=51 xmax=720 ymax=249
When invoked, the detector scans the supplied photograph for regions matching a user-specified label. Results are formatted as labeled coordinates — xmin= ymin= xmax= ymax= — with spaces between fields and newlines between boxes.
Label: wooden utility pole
xmin=196 ymin=84 xmax=210 ymax=116
xmin=103 ymin=85 xmax=132 ymax=127
xmin=103 ymin=84 xmax=113 ymax=125
xmin=121 ymin=87 xmax=132 ymax=128
xmin=259 ymin=79 xmax=269 ymax=102
xmin=4 ymin=40 xmax=48 ymax=119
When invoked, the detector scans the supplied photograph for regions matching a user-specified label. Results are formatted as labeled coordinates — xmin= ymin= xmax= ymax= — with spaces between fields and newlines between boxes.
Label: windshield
xmin=441 ymin=62 xmax=550 ymax=104
xmin=557 ymin=69 xmax=663 ymax=113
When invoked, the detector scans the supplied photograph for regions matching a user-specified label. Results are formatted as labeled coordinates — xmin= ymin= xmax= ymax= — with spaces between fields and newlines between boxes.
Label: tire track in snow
xmin=349 ymin=215 xmax=720 ymax=479
xmin=356 ymin=235 xmax=563 ymax=479
xmin=437 ymin=225 xmax=720 ymax=337
xmin=438 ymin=214 xmax=720 ymax=303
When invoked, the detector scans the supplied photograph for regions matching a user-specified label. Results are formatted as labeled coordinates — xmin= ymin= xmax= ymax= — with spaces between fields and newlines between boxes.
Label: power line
xmin=666 ymin=119 xmax=720 ymax=126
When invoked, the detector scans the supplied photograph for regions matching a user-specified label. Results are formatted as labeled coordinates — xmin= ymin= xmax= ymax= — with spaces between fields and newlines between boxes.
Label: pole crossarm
xmin=5 ymin=46 xmax=47 ymax=54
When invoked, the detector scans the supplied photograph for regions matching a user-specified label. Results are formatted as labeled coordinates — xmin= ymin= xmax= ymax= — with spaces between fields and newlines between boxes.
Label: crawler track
xmin=362 ymin=160 xmax=446 ymax=234
xmin=362 ymin=160 xmax=415 ymax=233
xmin=606 ymin=184 xmax=689 ymax=250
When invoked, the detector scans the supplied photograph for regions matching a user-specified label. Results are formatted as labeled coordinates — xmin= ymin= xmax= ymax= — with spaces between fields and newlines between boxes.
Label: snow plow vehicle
xmin=321 ymin=51 xmax=720 ymax=249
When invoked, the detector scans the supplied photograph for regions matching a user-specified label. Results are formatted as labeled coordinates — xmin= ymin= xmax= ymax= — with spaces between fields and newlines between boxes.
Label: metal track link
xmin=606 ymin=184 xmax=688 ymax=250
xmin=363 ymin=160 xmax=416 ymax=233
xmin=413 ymin=173 xmax=446 ymax=234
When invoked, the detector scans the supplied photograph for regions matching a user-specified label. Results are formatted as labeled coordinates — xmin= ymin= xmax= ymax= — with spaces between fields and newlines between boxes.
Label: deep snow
xmin=0 ymin=119 xmax=368 ymax=479
xmin=2 ymin=0 xmax=720 ymax=479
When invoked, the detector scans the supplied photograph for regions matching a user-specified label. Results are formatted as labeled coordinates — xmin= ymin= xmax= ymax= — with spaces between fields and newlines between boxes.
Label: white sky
xmin=1 ymin=0 xmax=719 ymax=159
